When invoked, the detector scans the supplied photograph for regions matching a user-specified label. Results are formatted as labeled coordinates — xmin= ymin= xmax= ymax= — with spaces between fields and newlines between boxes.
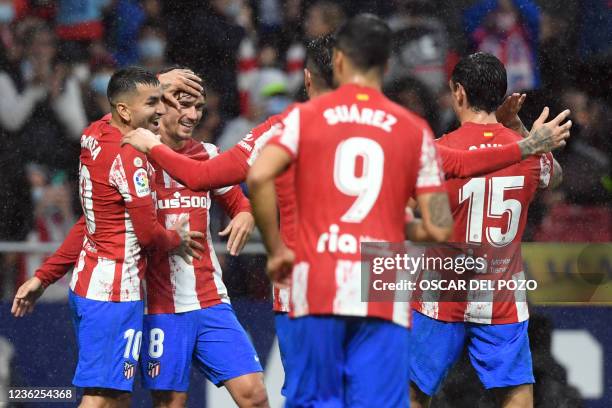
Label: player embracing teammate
xmin=248 ymin=14 xmax=453 ymax=406
xmin=409 ymin=53 xmax=567 ymax=408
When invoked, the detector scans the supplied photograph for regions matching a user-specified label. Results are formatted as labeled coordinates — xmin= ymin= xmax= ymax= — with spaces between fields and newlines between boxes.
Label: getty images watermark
xmin=361 ymin=242 xmax=539 ymax=303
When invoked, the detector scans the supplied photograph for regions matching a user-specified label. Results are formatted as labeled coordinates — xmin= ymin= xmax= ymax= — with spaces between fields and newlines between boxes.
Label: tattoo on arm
xmin=428 ymin=193 xmax=453 ymax=228
xmin=518 ymin=126 xmax=554 ymax=158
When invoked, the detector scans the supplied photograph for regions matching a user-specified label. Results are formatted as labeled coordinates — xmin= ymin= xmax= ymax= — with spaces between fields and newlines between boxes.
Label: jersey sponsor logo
xmin=323 ymin=104 xmax=397 ymax=133
xmin=242 ymin=132 xmax=254 ymax=142
xmin=133 ymin=168 xmax=150 ymax=197
xmin=316 ymin=224 xmax=384 ymax=254
xmin=157 ymin=191 xmax=210 ymax=210
xmin=123 ymin=361 xmax=135 ymax=379
xmin=80 ymin=134 xmax=102 ymax=160
xmin=147 ymin=361 xmax=160 ymax=378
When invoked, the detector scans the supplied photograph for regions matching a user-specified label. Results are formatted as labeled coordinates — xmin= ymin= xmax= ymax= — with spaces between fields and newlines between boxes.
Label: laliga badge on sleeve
xmin=133 ymin=168 xmax=150 ymax=197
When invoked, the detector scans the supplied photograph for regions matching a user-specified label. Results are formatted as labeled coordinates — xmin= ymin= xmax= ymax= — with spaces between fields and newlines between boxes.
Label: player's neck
xmin=339 ymin=71 xmax=382 ymax=91
xmin=160 ymin=133 xmax=187 ymax=151
xmin=459 ymin=108 xmax=498 ymax=125
xmin=109 ymin=114 xmax=135 ymax=135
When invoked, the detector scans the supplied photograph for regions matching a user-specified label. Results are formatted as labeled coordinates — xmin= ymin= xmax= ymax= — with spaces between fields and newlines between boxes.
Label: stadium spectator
xmin=284 ymin=0 xmax=346 ymax=94
xmin=136 ymin=23 xmax=167 ymax=73
xmin=555 ymin=90 xmax=611 ymax=205
xmin=107 ymin=0 xmax=146 ymax=66
xmin=386 ymin=0 xmax=450 ymax=94
xmin=464 ymin=0 xmax=541 ymax=93
xmin=83 ymin=54 xmax=115 ymax=121
xmin=384 ymin=75 xmax=441 ymax=135
xmin=166 ymin=0 xmax=246 ymax=118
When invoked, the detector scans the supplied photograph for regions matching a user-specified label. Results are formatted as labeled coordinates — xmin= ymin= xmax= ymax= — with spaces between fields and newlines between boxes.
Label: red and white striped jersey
xmin=413 ymin=122 xmax=554 ymax=324
xmin=268 ymin=84 xmax=446 ymax=327
xmin=70 ymin=117 xmax=155 ymax=301
xmin=145 ymin=139 xmax=251 ymax=314
xmin=235 ymin=113 xmax=295 ymax=312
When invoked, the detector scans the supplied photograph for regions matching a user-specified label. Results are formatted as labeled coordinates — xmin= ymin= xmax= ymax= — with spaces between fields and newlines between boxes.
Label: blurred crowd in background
xmin=0 ymin=0 xmax=610 ymax=289
xmin=0 ymin=1 xmax=609 ymax=405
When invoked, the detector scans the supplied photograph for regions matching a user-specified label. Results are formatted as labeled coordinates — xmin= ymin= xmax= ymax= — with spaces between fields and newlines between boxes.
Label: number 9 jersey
xmin=268 ymin=83 xmax=446 ymax=327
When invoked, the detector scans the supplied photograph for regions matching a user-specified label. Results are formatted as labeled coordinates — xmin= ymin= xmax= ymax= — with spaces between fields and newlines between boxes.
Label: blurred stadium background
xmin=0 ymin=0 xmax=610 ymax=407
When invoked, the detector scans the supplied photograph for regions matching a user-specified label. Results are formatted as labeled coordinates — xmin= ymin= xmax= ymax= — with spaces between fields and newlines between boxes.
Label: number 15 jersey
xmin=414 ymin=122 xmax=554 ymax=324
xmin=268 ymin=83 xmax=446 ymax=327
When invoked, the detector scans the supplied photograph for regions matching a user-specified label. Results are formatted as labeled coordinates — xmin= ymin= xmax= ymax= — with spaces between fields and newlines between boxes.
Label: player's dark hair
xmin=451 ymin=52 xmax=507 ymax=113
xmin=107 ymin=66 xmax=160 ymax=105
xmin=157 ymin=65 xmax=207 ymax=100
xmin=333 ymin=14 xmax=392 ymax=73
xmin=305 ymin=35 xmax=335 ymax=90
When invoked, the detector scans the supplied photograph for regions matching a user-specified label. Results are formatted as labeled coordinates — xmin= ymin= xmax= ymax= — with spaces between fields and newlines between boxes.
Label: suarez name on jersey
xmin=414 ymin=122 xmax=554 ymax=324
xmin=268 ymin=83 xmax=446 ymax=327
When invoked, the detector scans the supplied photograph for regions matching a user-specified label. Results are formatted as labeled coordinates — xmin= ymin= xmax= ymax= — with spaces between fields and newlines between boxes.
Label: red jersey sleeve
xmin=111 ymin=145 xmax=181 ymax=251
xmin=415 ymin=128 xmax=446 ymax=195
xmin=149 ymin=144 xmax=249 ymax=191
xmin=34 ymin=216 xmax=86 ymax=288
xmin=436 ymin=143 xmax=522 ymax=178
xmin=213 ymin=185 xmax=251 ymax=218
xmin=266 ymin=107 xmax=300 ymax=160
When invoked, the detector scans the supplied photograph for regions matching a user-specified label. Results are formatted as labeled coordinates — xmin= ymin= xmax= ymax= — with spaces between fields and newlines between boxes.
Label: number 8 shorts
xmin=68 ymin=290 xmax=144 ymax=391
xmin=140 ymin=303 xmax=263 ymax=391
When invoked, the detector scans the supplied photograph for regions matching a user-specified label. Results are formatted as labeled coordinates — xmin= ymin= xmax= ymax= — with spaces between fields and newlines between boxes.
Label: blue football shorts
xmin=274 ymin=312 xmax=291 ymax=396
xmin=140 ymin=302 xmax=263 ymax=391
xmin=68 ymin=290 xmax=144 ymax=391
xmin=283 ymin=314 xmax=410 ymax=408
xmin=410 ymin=310 xmax=534 ymax=395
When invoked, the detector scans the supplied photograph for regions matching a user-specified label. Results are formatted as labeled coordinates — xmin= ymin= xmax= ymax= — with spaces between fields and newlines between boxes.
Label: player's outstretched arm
xmin=439 ymin=108 xmax=571 ymax=178
xmin=12 ymin=216 xmax=86 ymax=317
xmin=122 ymin=129 xmax=249 ymax=191
xmin=414 ymin=192 xmax=454 ymax=243
xmin=247 ymin=144 xmax=294 ymax=286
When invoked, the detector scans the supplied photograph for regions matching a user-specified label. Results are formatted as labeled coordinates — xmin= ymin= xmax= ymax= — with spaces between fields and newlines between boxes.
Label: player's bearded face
xmin=162 ymin=93 xmax=205 ymax=140
xmin=129 ymin=84 xmax=165 ymax=133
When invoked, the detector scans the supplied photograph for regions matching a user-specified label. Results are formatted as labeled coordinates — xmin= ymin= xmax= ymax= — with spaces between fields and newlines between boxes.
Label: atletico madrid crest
xmin=123 ymin=361 xmax=135 ymax=379
xmin=148 ymin=361 xmax=161 ymax=378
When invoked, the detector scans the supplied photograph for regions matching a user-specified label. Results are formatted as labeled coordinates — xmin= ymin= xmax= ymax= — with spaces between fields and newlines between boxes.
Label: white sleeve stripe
xmin=279 ymin=107 xmax=300 ymax=155
xmin=201 ymin=142 xmax=219 ymax=158
xmin=538 ymin=154 xmax=552 ymax=188
xmin=416 ymin=129 xmax=443 ymax=188
xmin=247 ymin=124 xmax=283 ymax=166
xmin=199 ymin=142 xmax=236 ymax=195
xmin=213 ymin=186 xmax=233 ymax=195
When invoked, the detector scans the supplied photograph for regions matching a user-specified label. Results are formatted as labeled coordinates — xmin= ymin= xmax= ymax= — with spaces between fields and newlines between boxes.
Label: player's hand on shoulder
xmin=267 ymin=244 xmax=295 ymax=288
xmin=121 ymin=128 xmax=161 ymax=154
xmin=158 ymin=69 xmax=203 ymax=110
xmin=170 ymin=215 xmax=205 ymax=264
xmin=11 ymin=276 xmax=45 ymax=317
xmin=519 ymin=107 xmax=572 ymax=157
xmin=219 ymin=212 xmax=255 ymax=256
